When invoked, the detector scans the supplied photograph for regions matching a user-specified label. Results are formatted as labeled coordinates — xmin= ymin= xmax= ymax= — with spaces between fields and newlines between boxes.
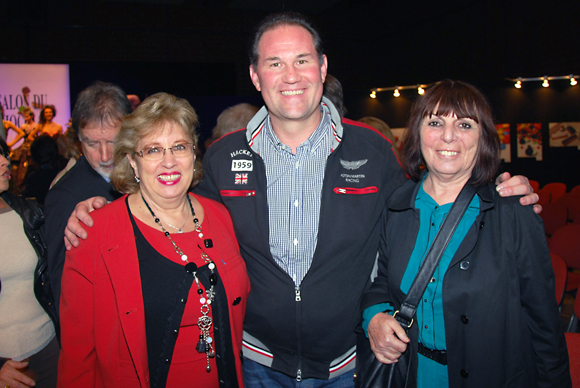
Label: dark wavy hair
xmin=249 ymin=11 xmax=324 ymax=68
xmin=39 ymin=105 xmax=57 ymax=125
xmin=401 ymin=79 xmax=500 ymax=187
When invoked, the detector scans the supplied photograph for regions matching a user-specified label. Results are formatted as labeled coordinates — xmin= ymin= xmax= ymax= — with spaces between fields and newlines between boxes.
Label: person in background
xmin=127 ymin=94 xmax=142 ymax=111
xmin=20 ymin=108 xmax=41 ymax=140
xmin=22 ymin=135 xmax=63 ymax=205
xmin=358 ymin=116 xmax=400 ymax=159
xmin=212 ymin=103 xmax=259 ymax=142
xmin=38 ymin=105 xmax=63 ymax=138
xmin=322 ymin=74 xmax=347 ymax=117
xmin=45 ymin=81 xmax=130 ymax=315
xmin=1 ymin=105 xmax=26 ymax=146
xmin=57 ymin=92 xmax=249 ymax=387
xmin=362 ymin=80 xmax=570 ymax=388
xmin=0 ymin=138 xmax=59 ymax=388
xmin=50 ymin=123 xmax=83 ymax=189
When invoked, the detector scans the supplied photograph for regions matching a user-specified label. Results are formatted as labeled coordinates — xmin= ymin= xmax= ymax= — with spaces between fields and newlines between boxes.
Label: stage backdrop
xmin=0 ymin=64 xmax=70 ymax=147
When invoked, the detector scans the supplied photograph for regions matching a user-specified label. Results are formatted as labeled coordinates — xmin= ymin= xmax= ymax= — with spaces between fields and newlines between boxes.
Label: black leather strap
xmin=395 ymin=180 xmax=478 ymax=328
xmin=417 ymin=342 xmax=448 ymax=365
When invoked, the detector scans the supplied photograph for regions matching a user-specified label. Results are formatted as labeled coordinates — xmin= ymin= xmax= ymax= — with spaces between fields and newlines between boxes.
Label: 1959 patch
xmin=231 ymin=159 xmax=253 ymax=171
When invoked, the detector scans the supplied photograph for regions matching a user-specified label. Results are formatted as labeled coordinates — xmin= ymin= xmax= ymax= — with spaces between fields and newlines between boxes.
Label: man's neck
xmin=269 ymin=109 xmax=323 ymax=154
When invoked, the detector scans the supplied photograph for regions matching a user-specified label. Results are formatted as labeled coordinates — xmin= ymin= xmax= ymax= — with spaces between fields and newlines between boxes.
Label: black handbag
xmin=355 ymin=180 xmax=478 ymax=388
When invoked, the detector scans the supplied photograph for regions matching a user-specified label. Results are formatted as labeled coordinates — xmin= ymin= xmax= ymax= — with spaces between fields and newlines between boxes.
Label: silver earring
xmin=135 ymin=175 xmax=140 ymax=183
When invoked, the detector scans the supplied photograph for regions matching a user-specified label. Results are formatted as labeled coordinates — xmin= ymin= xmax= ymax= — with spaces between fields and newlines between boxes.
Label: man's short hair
xmin=72 ymin=81 xmax=132 ymax=136
xmin=249 ymin=11 xmax=324 ymax=68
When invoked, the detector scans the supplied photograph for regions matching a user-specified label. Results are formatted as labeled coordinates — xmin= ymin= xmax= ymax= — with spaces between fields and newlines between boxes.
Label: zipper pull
xmin=296 ymin=369 xmax=302 ymax=382
xmin=295 ymin=287 xmax=301 ymax=302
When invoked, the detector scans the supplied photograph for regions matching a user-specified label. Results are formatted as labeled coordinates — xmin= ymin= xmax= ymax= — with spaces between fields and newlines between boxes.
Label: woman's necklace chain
xmin=140 ymin=192 xmax=217 ymax=372
xmin=163 ymin=212 xmax=189 ymax=233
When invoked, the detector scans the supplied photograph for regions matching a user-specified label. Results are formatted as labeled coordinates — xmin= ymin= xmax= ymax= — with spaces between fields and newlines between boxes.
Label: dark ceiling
xmin=2 ymin=0 xmax=578 ymax=99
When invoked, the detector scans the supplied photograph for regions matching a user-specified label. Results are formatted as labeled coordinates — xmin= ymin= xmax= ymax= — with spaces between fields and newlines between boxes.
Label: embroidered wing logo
xmin=340 ymin=159 xmax=368 ymax=170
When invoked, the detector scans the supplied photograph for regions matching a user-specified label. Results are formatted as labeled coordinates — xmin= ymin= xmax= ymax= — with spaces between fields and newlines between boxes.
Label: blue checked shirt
xmin=253 ymin=108 xmax=333 ymax=286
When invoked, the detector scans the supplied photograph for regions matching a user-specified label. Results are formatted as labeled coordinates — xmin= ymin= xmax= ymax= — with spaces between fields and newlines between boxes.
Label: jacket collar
xmin=245 ymin=96 xmax=344 ymax=153
xmin=389 ymin=174 xmax=495 ymax=212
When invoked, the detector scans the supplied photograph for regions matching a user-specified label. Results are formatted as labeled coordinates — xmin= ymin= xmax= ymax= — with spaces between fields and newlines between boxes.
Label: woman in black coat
xmin=362 ymin=80 xmax=571 ymax=388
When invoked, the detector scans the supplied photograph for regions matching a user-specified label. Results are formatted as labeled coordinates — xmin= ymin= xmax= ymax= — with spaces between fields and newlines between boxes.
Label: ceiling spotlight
xmin=393 ymin=88 xmax=400 ymax=97
xmin=418 ymin=86 xmax=425 ymax=95
xmin=542 ymin=77 xmax=549 ymax=88
xmin=570 ymin=75 xmax=578 ymax=86
xmin=515 ymin=78 xmax=522 ymax=89
xmin=370 ymin=90 xmax=377 ymax=98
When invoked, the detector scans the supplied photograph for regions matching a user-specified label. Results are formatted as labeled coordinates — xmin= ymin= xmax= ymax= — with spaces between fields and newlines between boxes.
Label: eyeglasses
xmin=135 ymin=143 xmax=195 ymax=161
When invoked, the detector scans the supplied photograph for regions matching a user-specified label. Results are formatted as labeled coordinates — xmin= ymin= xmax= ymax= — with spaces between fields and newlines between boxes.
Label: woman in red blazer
xmin=58 ymin=93 xmax=250 ymax=388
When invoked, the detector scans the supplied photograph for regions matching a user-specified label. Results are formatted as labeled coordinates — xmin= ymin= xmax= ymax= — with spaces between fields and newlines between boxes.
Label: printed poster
xmin=0 ymin=64 xmax=70 ymax=148
xmin=549 ymin=122 xmax=580 ymax=149
xmin=495 ymin=123 xmax=511 ymax=163
xmin=517 ymin=123 xmax=542 ymax=161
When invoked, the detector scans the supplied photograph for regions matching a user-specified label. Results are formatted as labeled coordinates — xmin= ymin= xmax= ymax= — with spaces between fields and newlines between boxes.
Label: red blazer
xmin=58 ymin=194 xmax=250 ymax=387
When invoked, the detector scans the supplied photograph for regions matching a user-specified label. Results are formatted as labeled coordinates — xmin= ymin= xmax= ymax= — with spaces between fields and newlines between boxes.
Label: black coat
xmin=44 ymin=155 xmax=120 ymax=315
xmin=362 ymin=180 xmax=571 ymax=388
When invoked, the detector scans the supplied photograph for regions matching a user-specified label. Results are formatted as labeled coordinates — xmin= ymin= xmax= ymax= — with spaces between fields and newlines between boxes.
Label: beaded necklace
xmin=140 ymin=192 xmax=217 ymax=372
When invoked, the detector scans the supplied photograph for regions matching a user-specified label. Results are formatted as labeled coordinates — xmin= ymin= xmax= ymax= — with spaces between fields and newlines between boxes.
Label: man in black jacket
xmin=45 ymin=82 xmax=130 ymax=315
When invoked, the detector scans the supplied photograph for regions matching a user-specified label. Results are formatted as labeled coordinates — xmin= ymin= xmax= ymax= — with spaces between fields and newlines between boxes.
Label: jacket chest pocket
xmin=220 ymin=190 xmax=256 ymax=197
xmin=333 ymin=186 xmax=379 ymax=195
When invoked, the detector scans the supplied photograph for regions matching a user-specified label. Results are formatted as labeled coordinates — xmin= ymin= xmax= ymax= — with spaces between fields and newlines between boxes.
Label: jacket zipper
xmin=220 ymin=189 xmax=256 ymax=197
xmin=295 ymin=286 xmax=302 ymax=381
xmin=333 ymin=186 xmax=379 ymax=195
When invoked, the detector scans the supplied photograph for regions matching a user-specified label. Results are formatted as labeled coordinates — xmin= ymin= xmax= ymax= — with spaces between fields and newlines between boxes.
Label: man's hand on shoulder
xmin=64 ymin=196 xmax=109 ymax=250
xmin=495 ymin=172 xmax=541 ymax=214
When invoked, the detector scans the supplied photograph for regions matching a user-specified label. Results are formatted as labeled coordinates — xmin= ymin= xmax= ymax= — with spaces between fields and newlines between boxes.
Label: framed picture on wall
xmin=549 ymin=122 xmax=580 ymax=149
xmin=495 ymin=123 xmax=511 ymax=163
xmin=517 ymin=123 xmax=542 ymax=161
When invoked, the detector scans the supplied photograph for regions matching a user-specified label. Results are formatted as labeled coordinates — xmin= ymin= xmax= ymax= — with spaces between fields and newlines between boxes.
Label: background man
xmin=45 ymin=81 xmax=131 ymax=315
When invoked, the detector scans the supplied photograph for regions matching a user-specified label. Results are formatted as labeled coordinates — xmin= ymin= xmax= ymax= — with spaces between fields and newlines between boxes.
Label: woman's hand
xmin=64 ymin=196 xmax=108 ymax=250
xmin=367 ymin=312 xmax=410 ymax=364
xmin=495 ymin=172 xmax=541 ymax=214
xmin=0 ymin=360 xmax=36 ymax=387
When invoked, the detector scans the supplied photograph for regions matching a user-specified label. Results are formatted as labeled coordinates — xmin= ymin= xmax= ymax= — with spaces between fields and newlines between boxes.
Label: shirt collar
xmin=246 ymin=97 xmax=343 ymax=154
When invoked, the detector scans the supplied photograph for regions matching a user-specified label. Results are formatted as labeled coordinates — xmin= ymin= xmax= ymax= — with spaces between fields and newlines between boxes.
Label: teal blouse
xmin=363 ymin=178 xmax=480 ymax=388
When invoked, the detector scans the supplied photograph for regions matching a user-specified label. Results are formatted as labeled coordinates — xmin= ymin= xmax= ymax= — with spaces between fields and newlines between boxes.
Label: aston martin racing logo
xmin=340 ymin=159 xmax=368 ymax=170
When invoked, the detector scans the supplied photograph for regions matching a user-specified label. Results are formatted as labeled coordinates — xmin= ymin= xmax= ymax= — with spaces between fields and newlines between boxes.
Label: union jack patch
xmin=235 ymin=173 xmax=248 ymax=185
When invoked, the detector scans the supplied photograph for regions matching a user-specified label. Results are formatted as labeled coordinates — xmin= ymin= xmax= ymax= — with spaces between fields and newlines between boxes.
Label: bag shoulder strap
xmin=395 ymin=180 xmax=478 ymax=328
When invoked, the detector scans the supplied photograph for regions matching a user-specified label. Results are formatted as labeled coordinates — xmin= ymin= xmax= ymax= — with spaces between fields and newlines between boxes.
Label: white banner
xmin=0 ymin=64 xmax=70 ymax=147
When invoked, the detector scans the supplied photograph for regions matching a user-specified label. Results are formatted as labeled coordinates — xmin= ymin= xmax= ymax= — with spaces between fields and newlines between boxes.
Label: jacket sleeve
xmin=193 ymin=149 xmax=223 ymax=203
xmin=44 ymin=186 xmax=78 ymax=315
xmin=360 ymin=209 xmax=395 ymax=311
xmin=57 ymin=230 xmax=97 ymax=387
xmin=513 ymin=203 xmax=572 ymax=388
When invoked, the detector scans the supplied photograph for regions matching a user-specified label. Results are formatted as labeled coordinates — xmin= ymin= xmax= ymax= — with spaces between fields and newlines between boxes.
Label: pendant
xmin=196 ymin=338 xmax=206 ymax=353
xmin=181 ymin=254 xmax=188 ymax=262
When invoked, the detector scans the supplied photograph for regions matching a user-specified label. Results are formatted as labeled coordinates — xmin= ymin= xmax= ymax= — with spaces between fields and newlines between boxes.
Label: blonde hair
xmin=110 ymin=92 xmax=201 ymax=194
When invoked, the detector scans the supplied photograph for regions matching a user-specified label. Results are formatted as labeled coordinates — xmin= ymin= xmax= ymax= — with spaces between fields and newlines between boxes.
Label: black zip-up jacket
xmin=195 ymin=99 xmax=407 ymax=379
xmin=0 ymin=191 xmax=59 ymax=337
